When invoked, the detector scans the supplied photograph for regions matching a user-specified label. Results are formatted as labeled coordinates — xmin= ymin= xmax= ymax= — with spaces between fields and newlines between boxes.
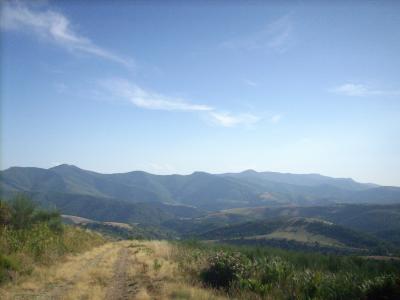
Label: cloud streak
xmin=243 ymin=79 xmax=258 ymax=87
xmin=1 ymin=1 xmax=133 ymax=67
xmin=101 ymin=79 xmax=265 ymax=127
xmin=1 ymin=2 xmax=269 ymax=129
xmin=102 ymin=79 xmax=212 ymax=112
xmin=221 ymin=15 xmax=293 ymax=53
xmin=331 ymin=83 xmax=400 ymax=97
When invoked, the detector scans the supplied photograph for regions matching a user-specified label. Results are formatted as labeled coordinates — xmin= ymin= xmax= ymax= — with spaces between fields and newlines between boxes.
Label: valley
xmin=1 ymin=165 xmax=400 ymax=255
xmin=1 ymin=168 xmax=400 ymax=299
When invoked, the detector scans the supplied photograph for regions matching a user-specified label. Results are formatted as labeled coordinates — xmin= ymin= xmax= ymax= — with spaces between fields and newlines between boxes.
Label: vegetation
xmin=0 ymin=196 xmax=105 ymax=284
xmin=173 ymin=240 xmax=400 ymax=299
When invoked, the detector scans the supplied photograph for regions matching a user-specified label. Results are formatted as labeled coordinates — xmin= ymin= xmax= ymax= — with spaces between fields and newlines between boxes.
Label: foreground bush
xmin=0 ymin=196 xmax=105 ymax=284
xmin=201 ymin=251 xmax=249 ymax=289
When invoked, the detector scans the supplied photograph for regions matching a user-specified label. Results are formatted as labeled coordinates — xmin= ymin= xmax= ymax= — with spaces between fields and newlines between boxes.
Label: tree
xmin=9 ymin=195 xmax=36 ymax=229
xmin=6 ymin=195 xmax=62 ymax=231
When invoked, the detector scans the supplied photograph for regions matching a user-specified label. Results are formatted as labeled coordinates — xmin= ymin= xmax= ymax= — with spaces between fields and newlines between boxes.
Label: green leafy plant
xmin=153 ymin=258 xmax=162 ymax=272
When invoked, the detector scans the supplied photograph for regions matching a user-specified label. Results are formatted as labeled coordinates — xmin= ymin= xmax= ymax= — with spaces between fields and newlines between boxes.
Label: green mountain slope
xmin=25 ymin=192 xmax=204 ymax=225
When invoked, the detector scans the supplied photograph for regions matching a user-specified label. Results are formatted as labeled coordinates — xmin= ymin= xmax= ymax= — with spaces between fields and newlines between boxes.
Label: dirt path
xmin=0 ymin=241 xmax=162 ymax=300
xmin=105 ymin=246 xmax=138 ymax=300
xmin=0 ymin=240 xmax=225 ymax=300
xmin=42 ymin=244 xmax=112 ymax=299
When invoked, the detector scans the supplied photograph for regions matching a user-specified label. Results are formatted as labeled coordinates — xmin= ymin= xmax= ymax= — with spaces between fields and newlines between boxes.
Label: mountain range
xmin=1 ymin=165 xmax=399 ymax=212
xmin=2 ymin=164 xmax=400 ymax=253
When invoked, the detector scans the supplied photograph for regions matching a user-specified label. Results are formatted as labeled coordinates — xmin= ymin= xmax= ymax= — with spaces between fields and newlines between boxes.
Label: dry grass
xmin=165 ymin=282 xmax=227 ymax=300
xmin=0 ymin=240 xmax=226 ymax=300
xmin=124 ymin=240 xmax=227 ymax=300
xmin=0 ymin=242 xmax=119 ymax=299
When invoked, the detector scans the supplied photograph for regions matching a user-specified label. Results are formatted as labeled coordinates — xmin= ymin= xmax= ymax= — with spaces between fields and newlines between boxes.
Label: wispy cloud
xmin=221 ymin=14 xmax=293 ymax=53
xmin=209 ymin=112 xmax=260 ymax=127
xmin=243 ymin=79 xmax=258 ymax=87
xmin=101 ymin=79 xmax=212 ymax=112
xmin=270 ymin=114 xmax=282 ymax=123
xmin=0 ymin=1 xmax=133 ymax=67
xmin=331 ymin=83 xmax=400 ymax=97
xmin=101 ymin=78 xmax=264 ymax=127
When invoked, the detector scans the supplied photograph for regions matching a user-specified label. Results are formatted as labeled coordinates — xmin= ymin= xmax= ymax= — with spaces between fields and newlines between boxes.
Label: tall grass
xmin=0 ymin=196 xmax=105 ymax=284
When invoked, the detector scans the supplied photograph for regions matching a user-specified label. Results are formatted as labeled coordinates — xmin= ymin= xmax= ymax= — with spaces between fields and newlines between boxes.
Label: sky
xmin=1 ymin=0 xmax=399 ymax=186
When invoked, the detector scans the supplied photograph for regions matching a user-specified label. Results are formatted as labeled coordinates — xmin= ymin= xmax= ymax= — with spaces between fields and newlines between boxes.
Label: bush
xmin=200 ymin=251 xmax=248 ymax=289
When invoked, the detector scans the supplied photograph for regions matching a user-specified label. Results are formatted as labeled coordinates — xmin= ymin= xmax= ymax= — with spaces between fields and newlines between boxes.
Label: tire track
xmin=105 ymin=246 xmax=134 ymax=300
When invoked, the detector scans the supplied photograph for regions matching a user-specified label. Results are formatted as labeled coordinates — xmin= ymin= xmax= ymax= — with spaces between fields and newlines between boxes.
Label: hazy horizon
xmin=1 ymin=1 xmax=399 ymax=186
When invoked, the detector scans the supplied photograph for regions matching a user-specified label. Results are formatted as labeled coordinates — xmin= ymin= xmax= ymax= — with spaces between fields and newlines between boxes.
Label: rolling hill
xmin=193 ymin=217 xmax=394 ymax=255
xmin=211 ymin=204 xmax=400 ymax=237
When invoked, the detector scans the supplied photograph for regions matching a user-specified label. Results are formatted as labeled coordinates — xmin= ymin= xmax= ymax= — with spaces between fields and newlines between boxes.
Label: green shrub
xmin=362 ymin=274 xmax=400 ymax=300
xmin=258 ymin=256 xmax=294 ymax=285
xmin=200 ymin=251 xmax=248 ymax=289
xmin=1 ymin=195 xmax=63 ymax=232
xmin=0 ymin=253 xmax=19 ymax=283
xmin=314 ymin=273 xmax=363 ymax=300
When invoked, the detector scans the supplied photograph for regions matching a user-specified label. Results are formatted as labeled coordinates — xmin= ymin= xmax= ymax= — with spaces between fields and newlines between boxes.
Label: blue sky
xmin=1 ymin=1 xmax=399 ymax=186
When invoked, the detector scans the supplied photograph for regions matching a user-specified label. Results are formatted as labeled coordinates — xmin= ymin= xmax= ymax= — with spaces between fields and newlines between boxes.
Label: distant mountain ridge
xmin=1 ymin=165 xmax=399 ymax=213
